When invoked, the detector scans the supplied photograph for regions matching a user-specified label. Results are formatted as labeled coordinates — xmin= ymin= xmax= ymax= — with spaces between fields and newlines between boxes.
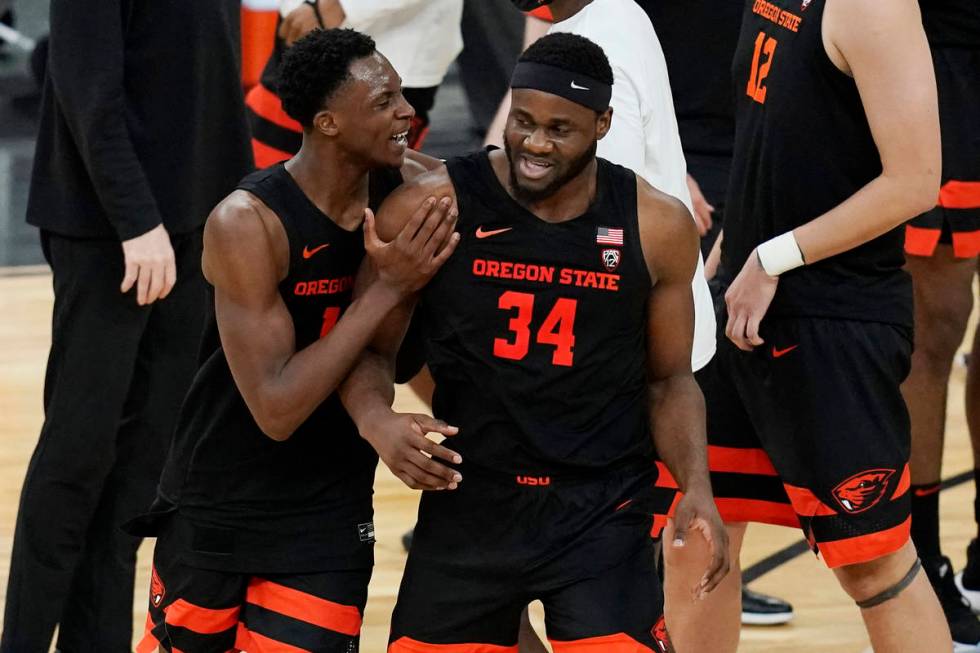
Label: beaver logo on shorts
xmin=601 ymin=248 xmax=621 ymax=272
xmin=832 ymin=468 xmax=895 ymax=514
xmin=652 ymin=614 xmax=671 ymax=652
xmin=150 ymin=566 xmax=166 ymax=608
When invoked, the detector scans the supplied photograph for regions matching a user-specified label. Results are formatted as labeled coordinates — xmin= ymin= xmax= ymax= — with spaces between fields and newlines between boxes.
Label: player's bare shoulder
xmin=375 ymin=165 xmax=456 ymax=242
xmin=635 ymin=176 xmax=700 ymax=284
xmin=202 ymin=189 xmax=289 ymax=286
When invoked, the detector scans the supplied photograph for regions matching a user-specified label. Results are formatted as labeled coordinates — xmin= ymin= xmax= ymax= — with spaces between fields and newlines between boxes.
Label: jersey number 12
xmin=494 ymin=291 xmax=577 ymax=367
xmin=747 ymin=32 xmax=778 ymax=105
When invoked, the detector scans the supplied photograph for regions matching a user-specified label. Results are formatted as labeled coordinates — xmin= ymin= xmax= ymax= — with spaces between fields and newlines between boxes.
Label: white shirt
xmin=551 ymin=0 xmax=717 ymax=371
xmin=338 ymin=0 xmax=463 ymax=88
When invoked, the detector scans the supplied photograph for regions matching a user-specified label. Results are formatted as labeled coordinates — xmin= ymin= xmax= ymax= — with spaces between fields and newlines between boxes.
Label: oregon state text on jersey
xmin=722 ymin=0 xmax=912 ymax=327
xmin=415 ymin=150 xmax=654 ymax=477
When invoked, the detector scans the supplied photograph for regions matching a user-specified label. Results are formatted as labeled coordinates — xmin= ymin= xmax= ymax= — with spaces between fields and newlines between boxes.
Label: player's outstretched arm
xmin=340 ymin=170 xmax=465 ymax=491
xmin=204 ymin=187 xmax=458 ymax=442
xmin=724 ymin=0 xmax=939 ymax=351
xmin=638 ymin=180 xmax=730 ymax=598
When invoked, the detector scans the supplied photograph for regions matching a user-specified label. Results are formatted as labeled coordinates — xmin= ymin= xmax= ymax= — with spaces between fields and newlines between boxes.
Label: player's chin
xmin=377 ymin=137 xmax=408 ymax=167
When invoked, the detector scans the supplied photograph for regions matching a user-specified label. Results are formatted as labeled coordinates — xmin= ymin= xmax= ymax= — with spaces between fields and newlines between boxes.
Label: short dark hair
xmin=278 ymin=28 xmax=376 ymax=128
xmin=518 ymin=32 xmax=613 ymax=87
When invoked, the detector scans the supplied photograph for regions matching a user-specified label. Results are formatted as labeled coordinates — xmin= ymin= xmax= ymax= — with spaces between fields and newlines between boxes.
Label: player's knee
xmin=834 ymin=543 xmax=919 ymax=607
xmin=914 ymin=291 xmax=973 ymax=367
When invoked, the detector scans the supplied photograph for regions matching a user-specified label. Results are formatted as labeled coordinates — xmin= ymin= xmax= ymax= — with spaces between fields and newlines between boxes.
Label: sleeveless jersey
xmin=418 ymin=151 xmax=653 ymax=477
xmin=721 ymin=0 xmax=912 ymax=327
xmin=150 ymin=163 xmax=402 ymax=573
xmin=920 ymin=0 xmax=980 ymax=48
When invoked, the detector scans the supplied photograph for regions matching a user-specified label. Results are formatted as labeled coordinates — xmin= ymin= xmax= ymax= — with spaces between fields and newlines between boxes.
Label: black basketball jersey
xmin=149 ymin=163 xmax=402 ymax=574
xmin=417 ymin=151 xmax=653 ymax=478
xmin=721 ymin=0 xmax=912 ymax=327
xmin=920 ymin=0 xmax=980 ymax=48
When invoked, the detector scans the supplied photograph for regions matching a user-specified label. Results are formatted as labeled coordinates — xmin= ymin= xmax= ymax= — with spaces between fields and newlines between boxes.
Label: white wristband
xmin=756 ymin=232 xmax=805 ymax=276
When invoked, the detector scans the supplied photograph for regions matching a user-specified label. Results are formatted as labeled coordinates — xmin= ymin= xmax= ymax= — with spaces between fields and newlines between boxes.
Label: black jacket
xmin=27 ymin=0 xmax=254 ymax=240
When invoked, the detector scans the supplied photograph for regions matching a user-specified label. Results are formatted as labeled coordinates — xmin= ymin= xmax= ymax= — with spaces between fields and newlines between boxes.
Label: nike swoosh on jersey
xmin=570 ymin=81 xmax=590 ymax=90
xmin=771 ymin=345 xmax=799 ymax=358
xmin=475 ymin=226 xmax=513 ymax=239
xmin=302 ymin=243 xmax=330 ymax=259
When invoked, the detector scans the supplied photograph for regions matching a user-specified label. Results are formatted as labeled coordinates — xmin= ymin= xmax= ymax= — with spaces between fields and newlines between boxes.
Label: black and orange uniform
xmin=246 ymin=25 xmax=435 ymax=168
xmin=905 ymin=0 xmax=980 ymax=258
xmin=388 ymin=150 xmax=671 ymax=653
xmin=130 ymin=163 xmax=401 ymax=652
xmin=702 ymin=0 xmax=915 ymax=568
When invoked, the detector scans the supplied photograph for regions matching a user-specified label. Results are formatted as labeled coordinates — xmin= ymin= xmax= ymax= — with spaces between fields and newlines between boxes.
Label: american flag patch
xmin=596 ymin=227 xmax=624 ymax=246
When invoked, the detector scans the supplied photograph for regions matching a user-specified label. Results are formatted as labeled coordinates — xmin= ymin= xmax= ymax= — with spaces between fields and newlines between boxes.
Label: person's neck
xmin=494 ymin=153 xmax=599 ymax=223
xmin=549 ymin=0 xmax=594 ymax=23
xmin=286 ymin=139 xmax=372 ymax=231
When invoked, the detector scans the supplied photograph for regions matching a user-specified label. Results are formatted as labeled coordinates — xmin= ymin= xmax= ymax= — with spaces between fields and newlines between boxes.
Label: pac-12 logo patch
xmin=601 ymin=248 xmax=621 ymax=272
xmin=358 ymin=522 xmax=376 ymax=543
xmin=652 ymin=614 xmax=671 ymax=652
xmin=832 ymin=468 xmax=895 ymax=514
xmin=150 ymin=566 xmax=166 ymax=608
xmin=801 ymin=0 xmax=812 ymax=10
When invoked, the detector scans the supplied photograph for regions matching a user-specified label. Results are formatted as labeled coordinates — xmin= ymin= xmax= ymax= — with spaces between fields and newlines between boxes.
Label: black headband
xmin=510 ymin=61 xmax=612 ymax=112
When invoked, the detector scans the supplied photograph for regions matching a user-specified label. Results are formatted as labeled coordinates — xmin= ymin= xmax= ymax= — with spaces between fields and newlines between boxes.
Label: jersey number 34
xmin=494 ymin=291 xmax=577 ymax=367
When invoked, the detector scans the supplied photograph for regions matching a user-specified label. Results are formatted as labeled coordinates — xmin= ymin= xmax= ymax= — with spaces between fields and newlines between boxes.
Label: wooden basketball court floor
xmin=1 ymin=271 xmax=976 ymax=652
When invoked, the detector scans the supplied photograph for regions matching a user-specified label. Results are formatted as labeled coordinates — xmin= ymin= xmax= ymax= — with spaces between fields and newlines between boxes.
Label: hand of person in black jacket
xmin=279 ymin=0 xmax=345 ymax=46
xmin=120 ymin=223 xmax=177 ymax=306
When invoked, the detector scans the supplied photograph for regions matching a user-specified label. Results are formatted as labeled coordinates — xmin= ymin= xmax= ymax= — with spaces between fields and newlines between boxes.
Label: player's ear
xmin=595 ymin=106 xmax=613 ymax=140
xmin=313 ymin=109 xmax=340 ymax=137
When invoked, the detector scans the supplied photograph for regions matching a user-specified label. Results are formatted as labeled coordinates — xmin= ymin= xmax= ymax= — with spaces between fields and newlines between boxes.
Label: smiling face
xmin=503 ymin=88 xmax=611 ymax=204
xmin=320 ymin=52 xmax=415 ymax=168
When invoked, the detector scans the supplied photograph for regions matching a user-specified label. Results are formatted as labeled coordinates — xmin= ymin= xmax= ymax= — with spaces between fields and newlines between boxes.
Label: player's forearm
xmin=792 ymin=168 xmax=938 ymax=266
xmin=650 ymin=373 xmax=711 ymax=494
xmin=339 ymin=348 xmax=399 ymax=435
xmin=249 ymin=282 xmax=402 ymax=440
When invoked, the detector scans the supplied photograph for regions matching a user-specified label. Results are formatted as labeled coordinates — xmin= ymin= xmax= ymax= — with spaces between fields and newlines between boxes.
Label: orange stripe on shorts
xmin=246 ymin=578 xmax=362 ymax=637
xmin=135 ymin=612 xmax=160 ymax=653
xmin=246 ymin=83 xmax=303 ymax=133
xmin=164 ymin=599 xmax=239 ymax=634
xmin=388 ymin=637 xmax=519 ymax=652
xmin=550 ymin=632 xmax=657 ymax=652
xmin=818 ymin=516 xmax=911 ymax=568
xmin=236 ymin=623 xmax=309 ymax=653
xmin=939 ymin=180 xmax=980 ymax=209
xmin=251 ymin=138 xmax=293 ymax=170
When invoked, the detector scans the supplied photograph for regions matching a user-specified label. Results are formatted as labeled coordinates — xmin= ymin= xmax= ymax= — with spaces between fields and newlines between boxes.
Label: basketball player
xmin=900 ymin=1 xmax=980 ymax=649
xmin=340 ymin=33 xmax=729 ymax=651
xmin=128 ymin=29 xmax=461 ymax=652
xmin=664 ymin=0 xmax=951 ymax=651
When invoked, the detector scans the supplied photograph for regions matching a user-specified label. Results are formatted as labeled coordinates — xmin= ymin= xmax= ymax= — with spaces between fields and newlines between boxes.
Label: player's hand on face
xmin=670 ymin=484 xmax=730 ymax=600
xmin=120 ymin=223 xmax=177 ymax=306
xmin=724 ymin=248 xmax=778 ymax=351
xmin=363 ymin=197 xmax=461 ymax=295
xmin=359 ymin=410 xmax=463 ymax=491
xmin=687 ymin=174 xmax=714 ymax=237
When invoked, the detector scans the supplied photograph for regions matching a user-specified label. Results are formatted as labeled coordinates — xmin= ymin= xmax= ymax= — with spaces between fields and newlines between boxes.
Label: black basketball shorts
xmin=388 ymin=465 xmax=673 ymax=653
xmin=906 ymin=47 xmax=980 ymax=259
xmin=137 ymin=521 xmax=371 ymax=653
xmin=693 ymin=315 xmax=913 ymax=568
